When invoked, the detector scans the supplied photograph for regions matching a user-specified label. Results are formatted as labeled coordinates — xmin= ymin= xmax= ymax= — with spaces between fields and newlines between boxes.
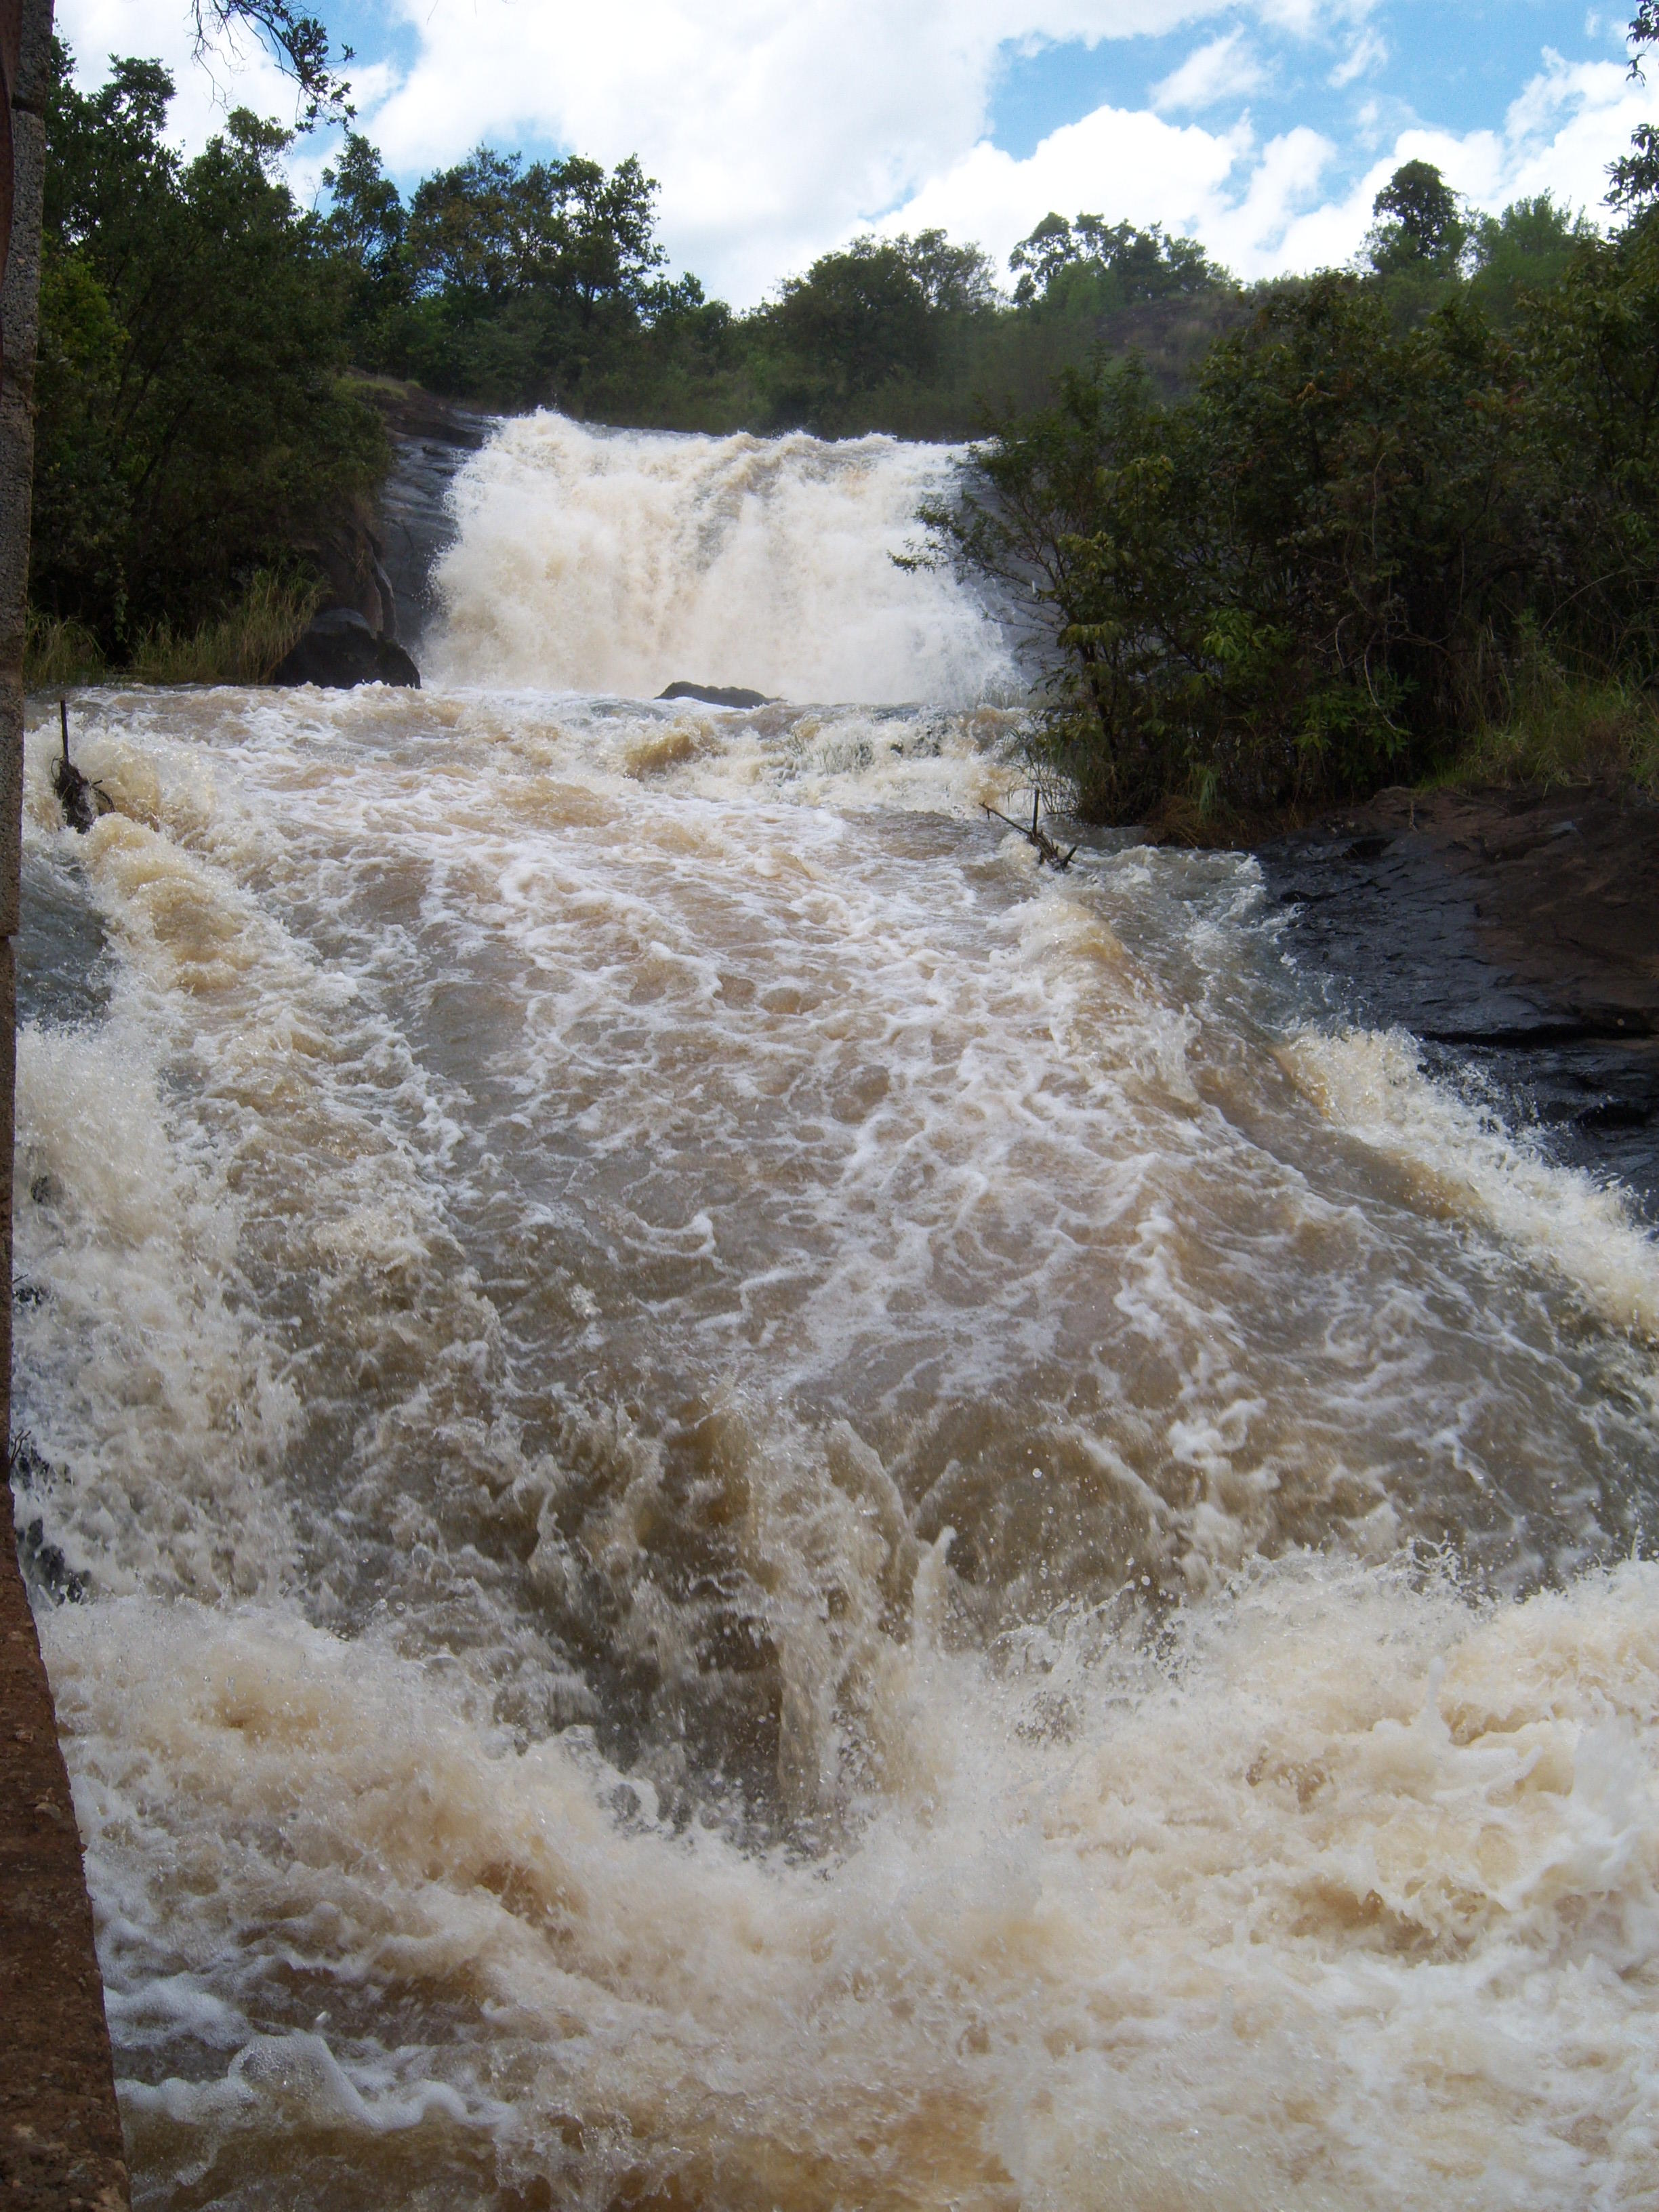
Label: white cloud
xmin=57 ymin=0 xmax=305 ymax=148
xmin=57 ymin=0 xmax=1374 ymax=301
xmin=880 ymin=100 xmax=1259 ymax=272
xmin=882 ymin=43 xmax=1646 ymax=285
xmin=1153 ymin=31 xmax=1268 ymax=112
xmin=1330 ymin=28 xmax=1387 ymax=88
xmin=355 ymin=0 xmax=1267 ymax=304
xmin=51 ymin=1 xmax=1645 ymax=307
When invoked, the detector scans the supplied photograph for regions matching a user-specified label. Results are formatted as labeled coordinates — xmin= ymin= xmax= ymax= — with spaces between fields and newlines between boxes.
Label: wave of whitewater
xmin=16 ymin=418 xmax=1659 ymax=2209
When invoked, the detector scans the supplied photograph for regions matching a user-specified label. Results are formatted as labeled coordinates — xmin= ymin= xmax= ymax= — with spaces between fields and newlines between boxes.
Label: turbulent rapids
xmin=17 ymin=416 xmax=1659 ymax=2210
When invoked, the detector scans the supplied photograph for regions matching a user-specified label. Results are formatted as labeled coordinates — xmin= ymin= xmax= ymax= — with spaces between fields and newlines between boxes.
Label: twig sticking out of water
xmin=983 ymin=787 xmax=1078 ymax=872
xmin=52 ymin=698 xmax=112 ymax=836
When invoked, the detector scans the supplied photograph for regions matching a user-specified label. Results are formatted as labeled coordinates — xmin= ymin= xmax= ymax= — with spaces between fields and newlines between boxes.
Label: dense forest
xmin=26 ymin=20 xmax=1659 ymax=825
xmin=924 ymin=156 xmax=1659 ymax=824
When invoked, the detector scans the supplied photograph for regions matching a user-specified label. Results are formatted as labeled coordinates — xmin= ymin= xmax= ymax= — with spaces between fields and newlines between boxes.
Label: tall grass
xmin=25 ymin=572 xmax=321 ymax=691
xmin=125 ymin=572 xmax=321 ymax=685
xmin=24 ymin=611 xmax=106 ymax=689
xmin=1445 ymin=644 xmax=1659 ymax=794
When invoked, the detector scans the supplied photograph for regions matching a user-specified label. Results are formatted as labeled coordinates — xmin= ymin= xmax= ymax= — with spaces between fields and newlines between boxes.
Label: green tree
xmin=1611 ymin=2 xmax=1659 ymax=207
xmin=926 ymin=226 xmax=1659 ymax=823
xmin=1366 ymin=160 xmax=1469 ymax=274
xmin=759 ymin=236 xmax=939 ymax=422
xmin=1009 ymin=213 xmax=1222 ymax=310
xmin=31 ymin=41 xmax=385 ymax=647
xmin=357 ymin=143 xmax=680 ymax=407
xmin=321 ymin=127 xmax=407 ymax=350
xmin=1468 ymin=193 xmax=1597 ymax=322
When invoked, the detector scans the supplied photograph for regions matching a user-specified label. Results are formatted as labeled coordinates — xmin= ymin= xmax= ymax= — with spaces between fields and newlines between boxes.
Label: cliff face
xmin=1 ymin=1478 xmax=127 ymax=2211
xmin=352 ymin=377 xmax=493 ymax=649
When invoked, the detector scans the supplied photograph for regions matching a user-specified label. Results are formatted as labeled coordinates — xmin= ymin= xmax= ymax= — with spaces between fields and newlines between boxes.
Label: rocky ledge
xmin=1256 ymin=781 xmax=1659 ymax=1213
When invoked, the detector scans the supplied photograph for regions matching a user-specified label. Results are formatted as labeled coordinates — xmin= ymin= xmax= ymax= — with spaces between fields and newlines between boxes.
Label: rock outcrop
xmin=272 ymin=607 xmax=421 ymax=691
xmin=658 ymin=681 xmax=771 ymax=709
xmin=294 ymin=492 xmax=403 ymax=642
xmin=356 ymin=380 xmax=491 ymax=649
xmin=1258 ymin=781 xmax=1659 ymax=1211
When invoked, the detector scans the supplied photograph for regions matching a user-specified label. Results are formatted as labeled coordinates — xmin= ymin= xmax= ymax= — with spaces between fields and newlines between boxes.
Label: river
xmin=16 ymin=413 xmax=1659 ymax=2209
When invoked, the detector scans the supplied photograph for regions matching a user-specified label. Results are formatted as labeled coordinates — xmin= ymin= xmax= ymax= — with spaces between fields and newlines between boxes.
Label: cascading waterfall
xmin=14 ymin=413 xmax=1659 ymax=2211
xmin=429 ymin=412 xmax=1016 ymax=702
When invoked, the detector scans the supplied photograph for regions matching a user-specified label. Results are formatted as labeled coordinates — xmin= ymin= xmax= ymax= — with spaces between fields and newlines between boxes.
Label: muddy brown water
xmin=15 ymin=417 xmax=1659 ymax=2210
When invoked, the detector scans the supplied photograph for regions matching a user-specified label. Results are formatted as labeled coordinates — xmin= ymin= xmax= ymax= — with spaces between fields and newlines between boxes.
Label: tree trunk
xmin=0 ymin=3 xmax=132 ymax=2203
xmin=0 ymin=0 xmax=49 ymax=1454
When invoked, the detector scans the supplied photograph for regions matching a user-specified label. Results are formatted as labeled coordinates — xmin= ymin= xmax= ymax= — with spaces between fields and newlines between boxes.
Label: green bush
xmin=924 ymin=186 xmax=1659 ymax=825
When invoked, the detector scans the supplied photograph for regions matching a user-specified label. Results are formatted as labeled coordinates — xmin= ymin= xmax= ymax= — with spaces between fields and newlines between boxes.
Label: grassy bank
xmin=1120 ymin=665 xmax=1659 ymax=848
xmin=1433 ymin=663 xmax=1659 ymax=798
xmin=25 ymin=573 xmax=319 ymax=692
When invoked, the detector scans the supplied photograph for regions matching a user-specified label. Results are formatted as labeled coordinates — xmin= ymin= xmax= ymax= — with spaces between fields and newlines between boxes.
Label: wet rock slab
xmin=1257 ymin=783 xmax=1659 ymax=1214
xmin=361 ymin=381 xmax=493 ymax=649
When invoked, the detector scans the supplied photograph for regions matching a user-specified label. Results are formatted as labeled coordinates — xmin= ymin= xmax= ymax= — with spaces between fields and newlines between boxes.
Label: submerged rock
xmin=657 ymin=680 xmax=770 ymax=709
xmin=272 ymin=607 xmax=421 ymax=691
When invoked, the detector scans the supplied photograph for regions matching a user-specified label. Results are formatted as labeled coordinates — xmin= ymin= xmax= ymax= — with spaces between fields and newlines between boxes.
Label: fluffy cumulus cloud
xmin=52 ymin=0 xmax=1656 ymax=304
xmin=57 ymin=0 xmax=302 ymax=146
xmin=885 ymin=47 xmax=1651 ymax=283
xmin=353 ymin=0 xmax=1267 ymax=302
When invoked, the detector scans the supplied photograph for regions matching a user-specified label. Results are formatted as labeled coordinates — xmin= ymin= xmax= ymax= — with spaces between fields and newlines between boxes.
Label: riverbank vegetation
xmin=27 ymin=20 xmax=1659 ymax=830
xmin=922 ymin=165 xmax=1659 ymax=825
xmin=32 ymin=40 xmax=384 ymax=668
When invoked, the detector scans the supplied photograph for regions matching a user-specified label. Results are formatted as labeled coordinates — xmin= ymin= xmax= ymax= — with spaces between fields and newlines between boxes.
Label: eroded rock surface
xmin=272 ymin=607 xmax=422 ymax=691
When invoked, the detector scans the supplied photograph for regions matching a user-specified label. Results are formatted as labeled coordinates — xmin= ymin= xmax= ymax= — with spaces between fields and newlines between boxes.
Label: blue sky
xmin=991 ymin=4 xmax=1631 ymax=158
xmin=57 ymin=0 xmax=1657 ymax=303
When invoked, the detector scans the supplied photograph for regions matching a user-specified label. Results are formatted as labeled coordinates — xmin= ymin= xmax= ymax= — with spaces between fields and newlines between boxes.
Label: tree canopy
xmin=924 ymin=169 xmax=1659 ymax=824
xmin=33 ymin=39 xmax=383 ymax=647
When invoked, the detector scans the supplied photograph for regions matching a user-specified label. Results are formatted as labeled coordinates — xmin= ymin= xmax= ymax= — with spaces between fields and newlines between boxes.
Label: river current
xmin=17 ymin=414 xmax=1659 ymax=2209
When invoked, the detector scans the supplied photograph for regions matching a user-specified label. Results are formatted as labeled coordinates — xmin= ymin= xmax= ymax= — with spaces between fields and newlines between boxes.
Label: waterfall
xmin=430 ymin=411 xmax=1016 ymax=703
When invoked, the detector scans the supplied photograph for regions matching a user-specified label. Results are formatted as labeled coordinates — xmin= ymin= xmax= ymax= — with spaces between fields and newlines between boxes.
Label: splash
xmin=1286 ymin=1025 xmax=1659 ymax=1343
xmin=48 ymin=1558 xmax=1659 ymax=2211
xmin=430 ymin=413 xmax=1016 ymax=704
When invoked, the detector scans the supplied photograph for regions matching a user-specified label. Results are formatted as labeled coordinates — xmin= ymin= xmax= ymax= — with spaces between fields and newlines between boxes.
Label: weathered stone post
xmin=0 ymin=2 xmax=133 ymax=2202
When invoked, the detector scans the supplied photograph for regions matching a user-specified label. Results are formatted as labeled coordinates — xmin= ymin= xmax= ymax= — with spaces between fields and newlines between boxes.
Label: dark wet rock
xmin=658 ymin=682 xmax=772 ymax=709
xmin=272 ymin=606 xmax=422 ymax=691
xmin=10 ymin=1441 xmax=88 ymax=1610
xmin=296 ymin=496 xmax=401 ymax=640
xmin=1258 ymin=783 xmax=1659 ymax=1212
xmin=359 ymin=380 xmax=492 ymax=649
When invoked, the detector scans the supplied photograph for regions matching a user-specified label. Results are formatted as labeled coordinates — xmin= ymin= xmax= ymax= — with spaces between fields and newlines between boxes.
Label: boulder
xmin=657 ymin=680 xmax=770 ymax=709
xmin=272 ymin=606 xmax=421 ymax=691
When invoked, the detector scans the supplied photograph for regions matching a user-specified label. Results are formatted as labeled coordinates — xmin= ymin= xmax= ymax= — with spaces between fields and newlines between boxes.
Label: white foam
xmin=44 ymin=1558 xmax=1659 ymax=2209
xmin=430 ymin=413 xmax=1017 ymax=704
xmin=17 ymin=649 xmax=1659 ymax=2207
xmin=1286 ymin=1026 xmax=1659 ymax=1342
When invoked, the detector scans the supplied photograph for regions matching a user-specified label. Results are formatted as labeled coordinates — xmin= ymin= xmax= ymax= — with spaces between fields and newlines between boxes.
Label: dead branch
xmin=983 ymin=786 xmax=1078 ymax=872
xmin=51 ymin=699 xmax=112 ymax=835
